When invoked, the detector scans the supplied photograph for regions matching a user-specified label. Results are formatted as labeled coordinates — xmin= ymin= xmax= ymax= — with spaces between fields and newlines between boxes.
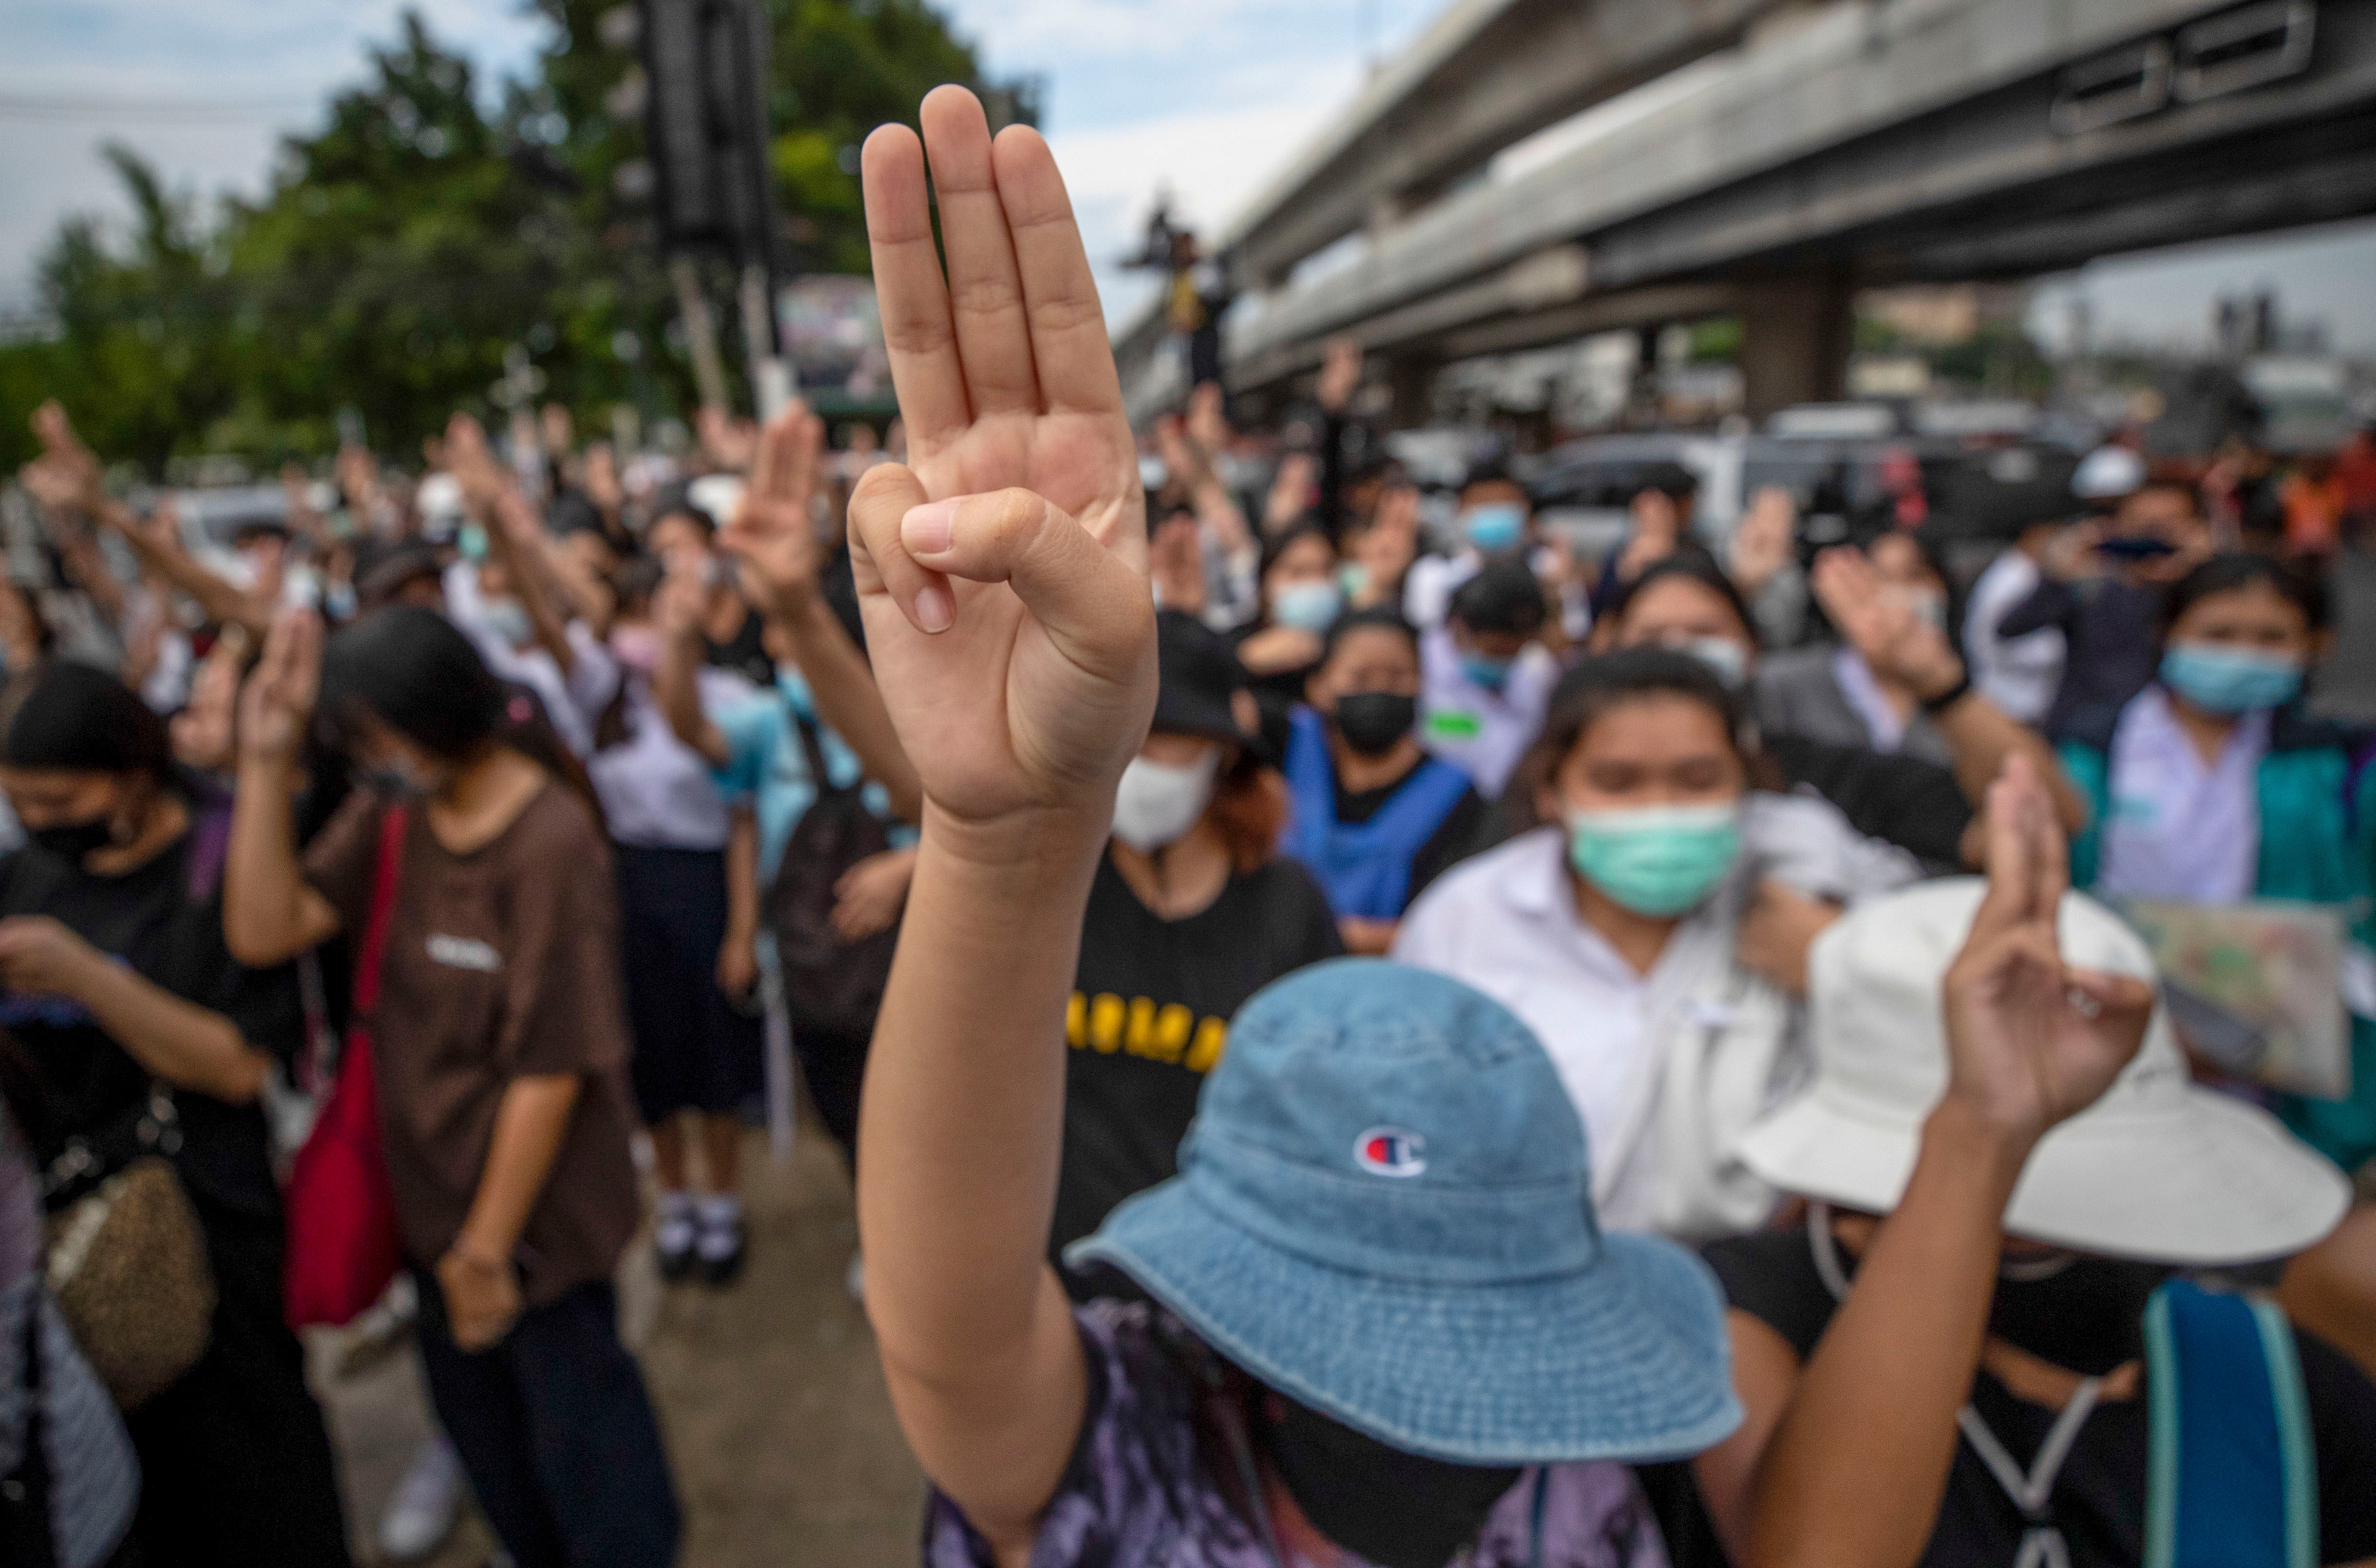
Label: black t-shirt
xmin=1054 ymin=852 xmax=1342 ymax=1263
xmin=1656 ymin=1228 xmax=2376 ymax=1568
xmin=706 ymin=601 xmax=776 ymax=689
xmin=0 ymin=832 xmax=304 ymax=1224
xmin=1333 ymin=764 xmax=1497 ymax=908
xmin=1765 ymin=732 xmax=1974 ymax=872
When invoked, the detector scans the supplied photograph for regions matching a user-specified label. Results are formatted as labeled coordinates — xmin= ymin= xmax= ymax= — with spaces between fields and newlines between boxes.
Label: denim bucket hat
xmin=1068 ymin=959 xmax=1742 ymax=1464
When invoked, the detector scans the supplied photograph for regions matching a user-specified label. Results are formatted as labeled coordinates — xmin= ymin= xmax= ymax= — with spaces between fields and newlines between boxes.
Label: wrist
xmin=1917 ymin=663 xmax=1973 ymax=712
xmin=1924 ymin=1095 xmax=2042 ymax=1177
xmin=446 ymin=1233 xmax=515 ymax=1274
xmin=922 ymin=798 xmax=1112 ymax=879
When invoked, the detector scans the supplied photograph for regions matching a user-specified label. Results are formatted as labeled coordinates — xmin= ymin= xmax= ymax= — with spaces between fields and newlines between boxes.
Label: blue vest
xmin=1284 ymin=706 xmax=1473 ymax=920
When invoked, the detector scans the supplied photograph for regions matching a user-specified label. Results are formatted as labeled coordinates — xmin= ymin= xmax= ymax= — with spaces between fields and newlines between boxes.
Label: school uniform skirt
xmin=614 ymin=844 xmax=764 ymax=1123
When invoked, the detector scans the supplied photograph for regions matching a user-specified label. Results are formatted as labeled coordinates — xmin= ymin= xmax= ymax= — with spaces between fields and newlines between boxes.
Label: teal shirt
xmin=2062 ymin=726 xmax=2376 ymax=1174
xmin=709 ymin=669 xmax=910 ymax=883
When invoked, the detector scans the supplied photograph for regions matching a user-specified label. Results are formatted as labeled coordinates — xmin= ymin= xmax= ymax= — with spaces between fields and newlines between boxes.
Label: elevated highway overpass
xmin=1116 ymin=0 xmax=2376 ymax=420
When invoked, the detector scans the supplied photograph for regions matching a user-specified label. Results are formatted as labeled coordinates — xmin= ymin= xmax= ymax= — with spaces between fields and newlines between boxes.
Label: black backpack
xmin=766 ymin=712 xmax=899 ymax=1038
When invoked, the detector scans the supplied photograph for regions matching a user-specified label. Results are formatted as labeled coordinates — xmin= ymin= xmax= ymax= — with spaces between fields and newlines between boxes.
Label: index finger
xmin=988 ymin=126 xmax=1124 ymax=419
xmin=863 ymin=124 xmax=972 ymax=453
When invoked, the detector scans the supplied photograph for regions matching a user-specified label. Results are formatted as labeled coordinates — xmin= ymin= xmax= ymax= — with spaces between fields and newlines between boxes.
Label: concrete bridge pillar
xmin=1738 ymin=271 xmax=1853 ymax=419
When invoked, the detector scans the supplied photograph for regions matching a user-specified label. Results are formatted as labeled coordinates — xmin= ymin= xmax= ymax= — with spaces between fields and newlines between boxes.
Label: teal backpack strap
xmin=2143 ymin=1281 xmax=2319 ymax=1568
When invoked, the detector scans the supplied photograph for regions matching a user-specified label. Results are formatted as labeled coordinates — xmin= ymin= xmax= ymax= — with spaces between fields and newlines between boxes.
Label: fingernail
xmin=912 ymin=583 xmax=955 ymax=633
xmin=902 ymin=500 xmax=957 ymax=555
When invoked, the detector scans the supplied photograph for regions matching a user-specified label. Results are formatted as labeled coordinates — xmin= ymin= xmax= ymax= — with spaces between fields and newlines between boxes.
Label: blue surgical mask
xmin=1565 ymin=803 xmax=1743 ymax=917
xmin=2159 ymin=642 xmax=2302 ymax=714
xmin=1272 ymin=581 xmax=1344 ymax=635
xmin=1459 ymin=652 xmax=1514 ymax=693
xmin=1462 ymin=503 xmax=1526 ymax=554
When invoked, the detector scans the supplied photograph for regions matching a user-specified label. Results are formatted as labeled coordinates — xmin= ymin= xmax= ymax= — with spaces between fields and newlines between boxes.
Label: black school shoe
xmin=655 ymin=1218 xmax=700 ymax=1282
xmin=698 ymin=1213 xmax=748 ymax=1287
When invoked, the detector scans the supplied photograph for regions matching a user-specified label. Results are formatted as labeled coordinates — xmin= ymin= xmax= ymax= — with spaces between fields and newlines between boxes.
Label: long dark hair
xmin=1501 ymin=647 xmax=1776 ymax=833
xmin=319 ymin=606 xmax=603 ymax=822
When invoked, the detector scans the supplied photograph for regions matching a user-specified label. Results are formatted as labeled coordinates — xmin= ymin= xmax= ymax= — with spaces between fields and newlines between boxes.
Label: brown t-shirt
xmin=305 ymin=781 xmax=641 ymax=1307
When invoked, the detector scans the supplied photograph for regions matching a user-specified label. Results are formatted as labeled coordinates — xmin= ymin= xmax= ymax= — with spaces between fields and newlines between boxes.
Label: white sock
xmin=656 ymin=1190 xmax=696 ymax=1248
xmin=695 ymin=1194 xmax=743 ymax=1259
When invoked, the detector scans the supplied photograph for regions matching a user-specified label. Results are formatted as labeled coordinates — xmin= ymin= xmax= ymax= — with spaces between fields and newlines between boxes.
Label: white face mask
xmin=1681 ymin=636 xmax=1749 ymax=690
xmin=1111 ymin=749 xmax=1220 ymax=853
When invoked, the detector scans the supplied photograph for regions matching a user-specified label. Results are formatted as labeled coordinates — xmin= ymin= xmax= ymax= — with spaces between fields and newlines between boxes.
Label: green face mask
xmin=1565 ymin=803 xmax=1743 ymax=917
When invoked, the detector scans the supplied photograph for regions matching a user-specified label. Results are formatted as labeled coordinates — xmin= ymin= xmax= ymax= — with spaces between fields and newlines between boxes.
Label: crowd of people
xmin=0 ymin=79 xmax=2373 ymax=1568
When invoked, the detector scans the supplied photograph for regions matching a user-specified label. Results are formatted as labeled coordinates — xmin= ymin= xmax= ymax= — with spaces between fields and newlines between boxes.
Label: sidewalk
xmin=312 ymin=1121 xmax=926 ymax=1566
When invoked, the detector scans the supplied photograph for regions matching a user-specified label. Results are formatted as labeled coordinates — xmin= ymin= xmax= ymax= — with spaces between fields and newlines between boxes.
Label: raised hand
xmin=19 ymin=400 xmax=104 ymax=515
xmin=698 ymin=405 xmax=760 ymax=473
xmin=1728 ymin=485 xmax=1796 ymax=595
xmin=1939 ymin=755 xmax=2154 ymax=1144
xmin=719 ymin=400 xmax=826 ymax=620
xmin=1812 ymin=546 xmax=1961 ymax=699
xmin=1264 ymin=451 xmax=1316 ymax=533
xmin=1317 ymin=338 xmax=1362 ymax=416
xmin=237 ymin=607 xmax=324 ymax=765
xmin=1186 ymin=380 xmax=1230 ymax=457
xmin=847 ymin=85 xmax=1154 ymax=834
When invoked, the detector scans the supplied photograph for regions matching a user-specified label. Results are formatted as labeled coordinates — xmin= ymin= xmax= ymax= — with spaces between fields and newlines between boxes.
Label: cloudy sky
xmin=3 ymin=0 xmax=2372 ymax=352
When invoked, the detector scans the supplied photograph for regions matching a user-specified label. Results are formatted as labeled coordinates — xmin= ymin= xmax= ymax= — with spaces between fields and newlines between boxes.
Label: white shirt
xmin=1962 ymin=549 xmax=2065 ymax=727
xmin=2096 ymin=684 xmax=2265 ymax=905
xmin=1830 ymin=646 xmax=1910 ymax=753
xmin=1393 ymin=797 xmax=1917 ymax=1235
xmin=1416 ymin=627 xmax=1560 ymax=798
xmin=585 ymin=668 xmax=752 ymax=850
xmin=1403 ymin=551 xmax=1482 ymax=631
xmin=443 ymin=560 xmax=619 ymax=757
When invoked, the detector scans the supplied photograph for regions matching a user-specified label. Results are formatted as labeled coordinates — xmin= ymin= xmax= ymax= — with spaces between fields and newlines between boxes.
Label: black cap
xmin=354 ymin=539 xmax=446 ymax=606
xmin=1152 ymin=609 xmax=1253 ymax=750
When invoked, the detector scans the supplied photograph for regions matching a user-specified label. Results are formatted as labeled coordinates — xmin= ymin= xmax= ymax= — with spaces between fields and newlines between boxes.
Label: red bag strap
xmin=351 ymin=805 xmax=408 ymax=1016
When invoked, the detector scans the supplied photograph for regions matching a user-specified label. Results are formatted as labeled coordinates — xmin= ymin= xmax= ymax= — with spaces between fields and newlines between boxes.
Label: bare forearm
xmin=1746 ymin=1104 xmax=2030 ymax=1568
xmin=481 ymin=510 xmax=575 ymax=673
xmin=68 ymin=954 xmax=268 ymax=1103
xmin=656 ymin=629 xmax=729 ymax=764
xmin=224 ymin=757 xmax=339 ymax=964
xmin=456 ymin=1074 xmax=580 ymax=1263
xmin=858 ymin=809 xmax=1099 ymax=1528
xmin=724 ymin=809 xmax=759 ymax=940
xmin=97 ymin=503 xmax=268 ymax=635
xmin=775 ymin=592 xmax=923 ymax=823
xmin=1934 ymin=695 xmax=2084 ymax=833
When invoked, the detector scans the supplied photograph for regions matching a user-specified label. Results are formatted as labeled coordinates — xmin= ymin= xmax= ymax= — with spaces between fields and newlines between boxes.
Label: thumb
xmin=897 ymin=488 xmax=1153 ymax=675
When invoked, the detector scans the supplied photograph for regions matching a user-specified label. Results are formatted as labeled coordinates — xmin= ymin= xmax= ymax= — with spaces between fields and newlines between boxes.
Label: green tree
xmin=1 ymin=0 xmax=1010 ymax=474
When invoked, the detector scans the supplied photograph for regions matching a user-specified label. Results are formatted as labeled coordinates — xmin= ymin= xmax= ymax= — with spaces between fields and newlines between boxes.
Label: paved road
xmin=314 ymin=1121 xmax=926 ymax=1566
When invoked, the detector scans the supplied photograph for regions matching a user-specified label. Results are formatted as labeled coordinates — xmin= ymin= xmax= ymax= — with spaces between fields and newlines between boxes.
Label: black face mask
xmin=1260 ymin=1393 xmax=1520 ymax=1568
xmin=1331 ymin=692 xmax=1418 ymax=757
xmin=28 ymin=816 xmax=117 ymax=865
xmin=1987 ymin=1253 xmax=2171 ymax=1376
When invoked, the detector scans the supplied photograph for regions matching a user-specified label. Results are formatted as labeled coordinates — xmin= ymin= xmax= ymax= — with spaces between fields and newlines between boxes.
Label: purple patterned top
xmin=924 ymin=1302 xmax=1671 ymax=1568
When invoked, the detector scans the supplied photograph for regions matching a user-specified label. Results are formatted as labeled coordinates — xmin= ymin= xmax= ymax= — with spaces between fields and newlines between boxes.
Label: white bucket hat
xmin=1738 ymin=879 xmax=2350 ymax=1265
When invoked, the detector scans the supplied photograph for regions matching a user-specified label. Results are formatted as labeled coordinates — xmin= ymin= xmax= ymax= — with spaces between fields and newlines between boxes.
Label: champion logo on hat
xmin=1354 ymin=1127 xmax=1427 ymax=1178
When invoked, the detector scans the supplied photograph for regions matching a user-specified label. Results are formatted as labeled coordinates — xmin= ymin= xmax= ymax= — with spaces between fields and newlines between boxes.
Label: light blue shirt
xmin=708 ymin=669 xmax=908 ymax=881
